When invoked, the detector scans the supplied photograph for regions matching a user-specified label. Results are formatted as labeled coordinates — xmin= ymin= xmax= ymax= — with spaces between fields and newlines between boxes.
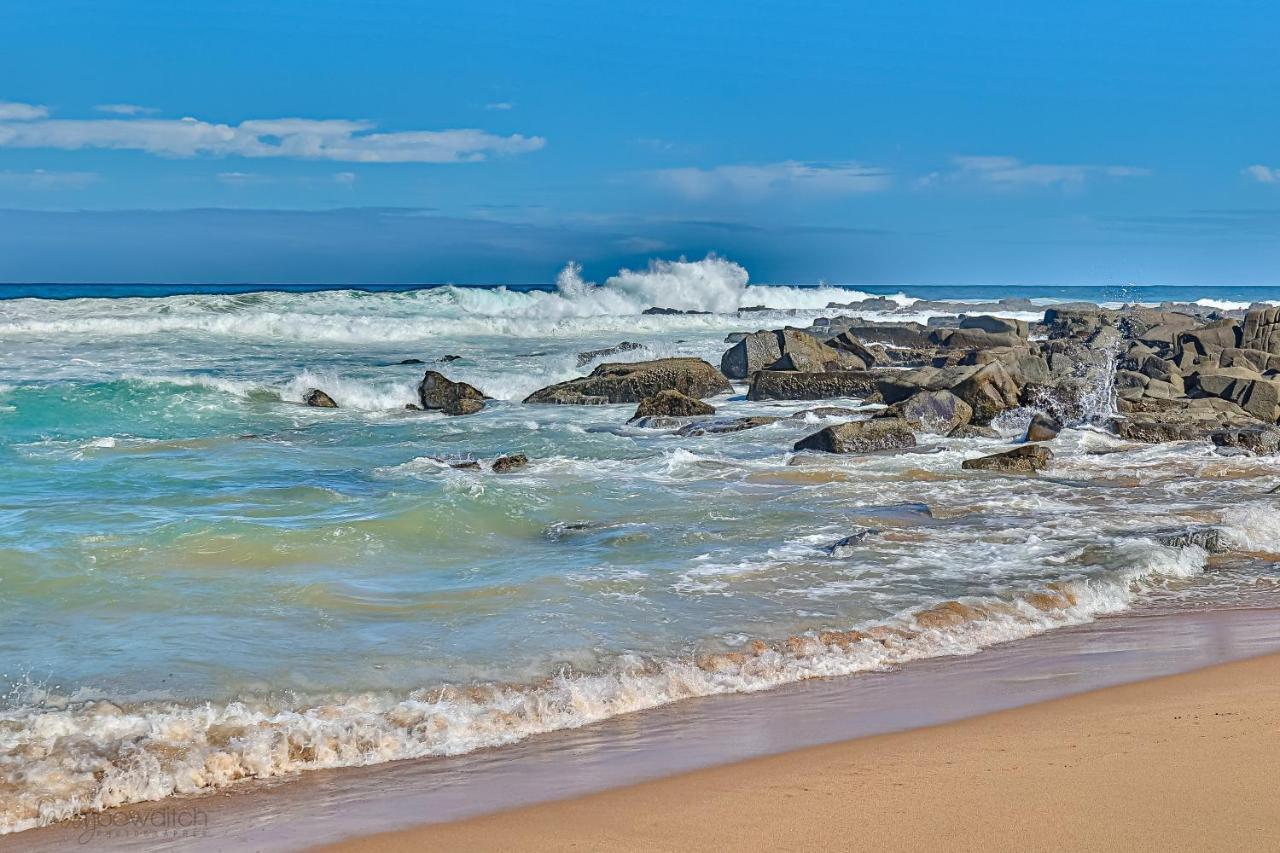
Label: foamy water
xmin=2 ymin=262 xmax=1279 ymax=834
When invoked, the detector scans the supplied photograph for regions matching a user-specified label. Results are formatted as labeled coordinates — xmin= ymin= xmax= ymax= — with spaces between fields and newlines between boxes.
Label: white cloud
xmin=0 ymin=114 xmax=545 ymax=163
xmin=0 ymin=101 xmax=48 ymax=120
xmin=94 ymin=103 xmax=159 ymax=116
xmin=333 ymin=171 xmax=356 ymax=185
xmin=651 ymin=161 xmax=892 ymax=200
xmin=1244 ymin=164 xmax=1279 ymax=184
xmin=0 ymin=168 xmax=98 ymax=189
xmin=484 ymin=102 xmax=513 ymax=111
xmin=943 ymin=155 xmax=1150 ymax=189
xmin=216 ymin=170 xmax=359 ymax=187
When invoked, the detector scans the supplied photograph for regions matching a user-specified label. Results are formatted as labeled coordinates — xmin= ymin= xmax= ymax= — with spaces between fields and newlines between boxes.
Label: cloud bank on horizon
xmin=0 ymin=1 xmax=1277 ymax=284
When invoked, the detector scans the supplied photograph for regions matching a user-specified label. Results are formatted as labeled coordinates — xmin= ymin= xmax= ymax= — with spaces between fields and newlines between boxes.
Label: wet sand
xmin=325 ymin=650 xmax=1280 ymax=853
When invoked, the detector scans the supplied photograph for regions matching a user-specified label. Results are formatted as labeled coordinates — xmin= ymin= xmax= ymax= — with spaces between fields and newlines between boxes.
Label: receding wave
xmin=1 ymin=528 xmax=1254 ymax=835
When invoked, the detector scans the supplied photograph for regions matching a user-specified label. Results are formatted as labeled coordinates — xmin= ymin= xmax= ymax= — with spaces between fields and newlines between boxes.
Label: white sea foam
xmin=0 ymin=538 xmax=1211 ymax=835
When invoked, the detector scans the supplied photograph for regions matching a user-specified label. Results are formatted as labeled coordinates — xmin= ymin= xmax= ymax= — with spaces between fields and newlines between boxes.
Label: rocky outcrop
xmin=1153 ymin=527 xmax=1225 ymax=553
xmin=677 ymin=416 xmax=781 ymax=436
xmin=419 ymin=371 xmax=485 ymax=415
xmin=721 ymin=329 xmax=860 ymax=378
xmin=630 ymin=389 xmax=715 ymax=421
xmin=961 ymin=445 xmax=1053 ymax=473
xmin=304 ymin=389 xmax=338 ymax=408
xmin=1242 ymin=307 xmax=1280 ymax=354
xmin=747 ymin=370 xmax=883 ymax=401
xmin=524 ymin=358 xmax=732 ymax=404
xmin=793 ymin=417 xmax=916 ymax=453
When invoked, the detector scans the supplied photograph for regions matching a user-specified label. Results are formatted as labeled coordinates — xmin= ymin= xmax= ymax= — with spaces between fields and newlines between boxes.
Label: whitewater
xmin=2 ymin=258 xmax=1279 ymax=835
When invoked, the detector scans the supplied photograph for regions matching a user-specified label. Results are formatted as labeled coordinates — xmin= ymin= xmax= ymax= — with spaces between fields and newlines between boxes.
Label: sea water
xmin=2 ymin=257 xmax=1279 ymax=833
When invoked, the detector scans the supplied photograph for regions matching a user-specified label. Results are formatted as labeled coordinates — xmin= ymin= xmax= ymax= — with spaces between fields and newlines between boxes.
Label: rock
xmin=492 ymin=453 xmax=529 ymax=473
xmin=449 ymin=460 xmax=481 ymax=470
xmin=949 ymin=423 xmax=1000 ymax=439
xmin=893 ymin=389 xmax=973 ymax=435
xmin=437 ymin=355 xmax=461 ymax=363
xmin=721 ymin=330 xmax=783 ymax=379
xmin=677 ymin=416 xmax=781 ymax=436
xmin=721 ymin=328 xmax=858 ymax=378
xmin=931 ymin=327 xmax=1026 ymax=349
xmin=1025 ymin=413 xmax=1062 ymax=442
xmin=397 ymin=358 xmax=426 ymax=365
xmin=788 ymin=406 xmax=863 ymax=420
xmin=642 ymin=306 xmax=711 ymax=315
xmin=577 ymin=341 xmax=643 ymax=367
xmin=950 ymin=361 xmax=1022 ymax=424
xmin=793 ymin=417 xmax=917 ymax=453
xmin=961 ymin=444 xmax=1053 ymax=473
xmin=304 ymin=389 xmax=338 ymax=408
xmin=1179 ymin=320 xmax=1241 ymax=355
xmin=630 ymin=389 xmax=715 ymax=421
xmin=524 ymin=358 xmax=732 ymax=404
xmin=824 ymin=331 xmax=880 ymax=366
xmin=1153 ymin=527 xmax=1225 ymax=553
xmin=958 ymin=315 xmax=1029 ymax=338
xmin=628 ymin=415 xmax=685 ymax=429
xmin=827 ymin=527 xmax=877 ymax=557
xmin=1044 ymin=307 xmax=1111 ymax=339
xmin=833 ymin=322 xmax=934 ymax=348
xmin=1211 ymin=426 xmax=1280 ymax=455
xmin=724 ymin=332 xmax=749 ymax=344
xmin=747 ymin=370 xmax=883 ymax=401
xmin=1242 ymin=307 xmax=1280 ymax=353
xmin=418 ymin=371 xmax=485 ymax=415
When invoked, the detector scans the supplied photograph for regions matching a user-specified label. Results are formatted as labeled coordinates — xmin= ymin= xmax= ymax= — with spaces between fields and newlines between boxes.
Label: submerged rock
xmin=630 ymin=389 xmax=715 ymax=421
xmin=491 ymin=453 xmax=529 ymax=473
xmin=827 ymin=527 xmax=877 ymax=557
xmin=892 ymin=389 xmax=972 ymax=435
xmin=1153 ymin=527 xmax=1225 ymax=553
xmin=961 ymin=445 xmax=1053 ymax=473
xmin=577 ymin=341 xmax=643 ymax=367
xmin=304 ymin=389 xmax=338 ymax=408
xmin=793 ymin=417 xmax=916 ymax=454
xmin=419 ymin=371 xmax=485 ymax=415
xmin=1211 ymin=425 xmax=1280 ymax=455
xmin=677 ymin=416 xmax=781 ymax=436
xmin=524 ymin=358 xmax=732 ymax=404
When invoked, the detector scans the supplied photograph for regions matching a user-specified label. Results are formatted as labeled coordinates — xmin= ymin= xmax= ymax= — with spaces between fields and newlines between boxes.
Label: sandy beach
xmin=325 ymin=651 xmax=1280 ymax=853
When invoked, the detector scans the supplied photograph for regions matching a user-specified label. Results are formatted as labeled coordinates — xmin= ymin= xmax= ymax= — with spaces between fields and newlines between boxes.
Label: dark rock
xmin=677 ymin=416 xmax=782 ymax=436
xmin=824 ymin=331 xmax=879 ymax=366
xmin=748 ymin=370 xmax=883 ymax=401
xmin=524 ymin=358 xmax=732 ymax=405
xmin=961 ymin=444 xmax=1053 ymax=473
xmin=577 ymin=341 xmax=643 ymax=367
xmin=419 ymin=371 xmax=485 ymax=415
xmin=1153 ymin=527 xmax=1225 ymax=553
xmin=628 ymin=415 xmax=685 ymax=429
xmin=397 ymin=358 xmax=426 ymax=365
xmin=436 ymin=355 xmax=461 ymax=363
xmin=492 ymin=453 xmax=529 ymax=473
xmin=949 ymin=423 xmax=1001 ymax=439
xmin=788 ymin=406 xmax=863 ymax=420
xmin=1211 ymin=426 xmax=1280 ymax=455
xmin=304 ymin=389 xmax=338 ymax=408
xmin=1025 ymin=413 xmax=1062 ymax=442
xmin=765 ymin=329 xmax=864 ymax=372
xmin=827 ymin=322 xmax=934 ymax=349
xmin=950 ymin=361 xmax=1022 ymax=424
xmin=793 ymin=417 xmax=917 ymax=453
xmin=630 ymin=389 xmax=716 ymax=421
xmin=1242 ymin=307 xmax=1280 ymax=353
xmin=958 ymin=315 xmax=1029 ymax=338
xmin=827 ymin=527 xmax=878 ymax=557
xmin=449 ymin=460 xmax=481 ymax=470
xmin=643 ymin=306 xmax=711 ymax=315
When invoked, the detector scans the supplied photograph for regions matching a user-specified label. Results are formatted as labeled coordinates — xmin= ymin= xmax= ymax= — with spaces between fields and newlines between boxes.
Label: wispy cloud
xmin=0 ymin=168 xmax=98 ymax=189
xmin=0 ymin=111 xmax=545 ymax=163
xmin=483 ymin=102 xmax=513 ymax=111
xmin=1244 ymin=165 xmax=1280 ymax=184
xmin=94 ymin=103 xmax=159 ymax=116
xmin=0 ymin=101 xmax=48 ymax=121
xmin=215 ymin=171 xmax=358 ymax=187
xmin=651 ymin=161 xmax=892 ymax=200
xmin=924 ymin=156 xmax=1151 ymax=190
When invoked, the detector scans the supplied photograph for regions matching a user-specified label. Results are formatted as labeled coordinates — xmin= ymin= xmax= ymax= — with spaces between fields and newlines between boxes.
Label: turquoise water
xmin=2 ymin=260 xmax=1279 ymax=833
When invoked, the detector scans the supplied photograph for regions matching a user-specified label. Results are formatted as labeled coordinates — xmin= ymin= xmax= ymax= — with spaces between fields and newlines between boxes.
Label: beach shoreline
xmin=325 ymin=646 xmax=1280 ymax=853
xmin=7 ymin=605 xmax=1280 ymax=852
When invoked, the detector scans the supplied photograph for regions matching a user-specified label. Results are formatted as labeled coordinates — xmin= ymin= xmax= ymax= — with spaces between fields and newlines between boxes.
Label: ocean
xmin=2 ymin=258 xmax=1279 ymax=835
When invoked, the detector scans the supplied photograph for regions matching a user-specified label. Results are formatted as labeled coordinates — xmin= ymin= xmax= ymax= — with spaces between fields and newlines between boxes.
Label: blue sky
xmin=1 ymin=0 xmax=1278 ymax=285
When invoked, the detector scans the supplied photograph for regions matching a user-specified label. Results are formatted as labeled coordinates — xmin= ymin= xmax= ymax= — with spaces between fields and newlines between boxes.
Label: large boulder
xmin=419 ymin=371 xmax=485 ymax=415
xmin=1179 ymin=320 xmax=1241 ymax=355
xmin=747 ymin=370 xmax=882 ymax=401
xmin=524 ymin=358 xmax=732 ymax=404
xmin=831 ymin=322 xmax=934 ymax=349
xmin=1211 ymin=425 xmax=1280 ymax=455
xmin=961 ymin=445 xmax=1053 ymax=473
xmin=630 ymin=389 xmax=715 ymax=421
xmin=1025 ymin=412 xmax=1062 ymax=442
xmin=824 ymin=331 xmax=879 ymax=366
xmin=950 ymin=361 xmax=1022 ymax=424
xmin=793 ymin=417 xmax=917 ymax=454
xmin=722 ymin=329 xmax=860 ymax=377
xmin=892 ymin=389 xmax=973 ymax=435
xmin=958 ymin=314 xmax=1030 ymax=338
xmin=720 ymin=330 xmax=783 ymax=379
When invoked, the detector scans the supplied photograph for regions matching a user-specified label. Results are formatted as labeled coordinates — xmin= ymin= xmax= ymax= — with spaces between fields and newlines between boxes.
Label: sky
xmin=1 ymin=0 xmax=1278 ymax=286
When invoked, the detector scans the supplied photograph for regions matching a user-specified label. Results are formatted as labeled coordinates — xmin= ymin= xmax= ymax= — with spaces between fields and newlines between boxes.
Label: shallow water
xmin=2 ymin=262 xmax=1279 ymax=834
